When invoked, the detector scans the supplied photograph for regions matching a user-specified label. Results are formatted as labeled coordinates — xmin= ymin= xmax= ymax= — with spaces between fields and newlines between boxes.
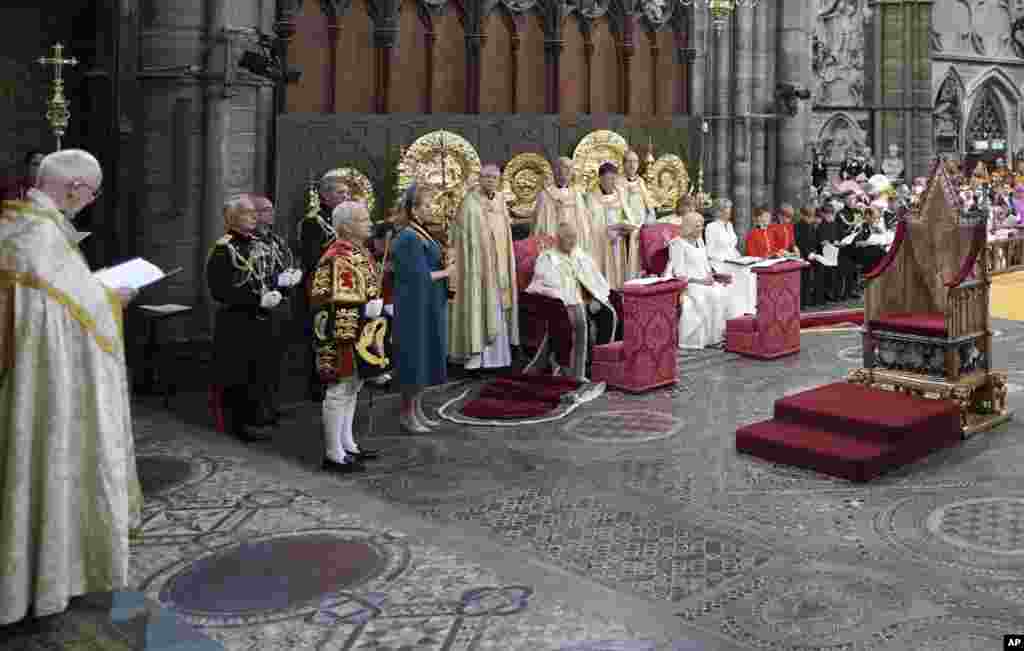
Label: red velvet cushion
xmin=639 ymin=224 xmax=680 ymax=276
xmin=869 ymin=312 xmax=947 ymax=338
xmin=591 ymin=341 xmax=624 ymax=362
xmin=726 ymin=315 xmax=757 ymax=332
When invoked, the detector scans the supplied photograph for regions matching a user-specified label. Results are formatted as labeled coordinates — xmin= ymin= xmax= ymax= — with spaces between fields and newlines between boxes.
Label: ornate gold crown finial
xmin=37 ymin=42 xmax=78 ymax=150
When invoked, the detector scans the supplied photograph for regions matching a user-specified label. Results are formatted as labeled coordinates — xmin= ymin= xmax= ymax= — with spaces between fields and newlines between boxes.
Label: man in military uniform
xmin=207 ymin=195 xmax=300 ymax=440
xmin=310 ymin=201 xmax=383 ymax=473
xmin=839 ymin=149 xmax=864 ymax=181
xmin=299 ymin=170 xmax=349 ymax=400
xmin=251 ymin=194 xmax=301 ymax=422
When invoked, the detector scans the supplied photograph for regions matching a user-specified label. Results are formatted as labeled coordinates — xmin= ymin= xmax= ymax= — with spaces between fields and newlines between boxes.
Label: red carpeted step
xmin=736 ymin=419 xmax=956 ymax=483
xmin=773 ymin=382 xmax=960 ymax=444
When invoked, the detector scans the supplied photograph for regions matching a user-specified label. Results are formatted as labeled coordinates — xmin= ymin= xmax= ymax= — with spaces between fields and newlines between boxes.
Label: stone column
xmin=325 ymin=12 xmax=340 ymax=112
xmin=466 ymin=32 xmax=485 ymax=113
xmin=775 ymin=0 xmax=811 ymax=208
xmin=374 ymin=26 xmax=399 ymax=113
xmin=688 ymin=5 xmax=706 ymax=118
xmin=731 ymin=6 xmax=753 ymax=234
xmin=749 ymin=0 xmax=770 ymax=212
xmin=711 ymin=11 xmax=732 ymax=198
xmin=619 ymin=15 xmax=637 ymax=114
xmin=254 ymin=0 xmax=275 ymax=193
xmin=582 ymin=24 xmax=594 ymax=114
xmin=544 ymin=39 xmax=562 ymax=114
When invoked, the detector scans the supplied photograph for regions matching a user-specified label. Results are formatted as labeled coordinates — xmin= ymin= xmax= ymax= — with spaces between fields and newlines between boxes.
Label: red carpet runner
xmin=736 ymin=382 xmax=961 ymax=482
xmin=461 ymin=374 xmax=582 ymax=419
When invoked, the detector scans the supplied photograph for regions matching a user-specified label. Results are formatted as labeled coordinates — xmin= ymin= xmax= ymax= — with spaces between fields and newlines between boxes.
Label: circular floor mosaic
xmin=564 ymin=410 xmax=684 ymax=443
xmin=147 ymin=528 xmax=408 ymax=626
xmin=926 ymin=497 xmax=1024 ymax=556
xmin=875 ymin=492 xmax=1024 ymax=577
xmin=137 ymin=455 xmax=213 ymax=495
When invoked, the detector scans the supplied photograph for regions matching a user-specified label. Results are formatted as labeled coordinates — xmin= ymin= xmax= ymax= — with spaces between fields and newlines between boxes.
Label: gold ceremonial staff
xmin=38 ymin=43 xmax=78 ymax=151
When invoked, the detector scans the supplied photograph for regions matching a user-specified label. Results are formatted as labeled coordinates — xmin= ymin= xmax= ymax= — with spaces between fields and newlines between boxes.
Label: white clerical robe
xmin=704 ymin=220 xmax=756 ymax=314
xmin=662 ymin=237 xmax=745 ymax=349
xmin=533 ymin=186 xmax=594 ymax=258
xmin=526 ymin=247 xmax=611 ymax=307
xmin=0 ymin=190 xmax=142 ymax=624
xmin=588 ymin=189 xmax=642 ymax=289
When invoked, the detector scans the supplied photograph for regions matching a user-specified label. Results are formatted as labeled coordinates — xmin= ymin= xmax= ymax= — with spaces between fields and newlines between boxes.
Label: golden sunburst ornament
xmin=572 ymin=130 xmax=628 ymax=194
xmin=648 ymin=154 xmax=690 ymax=209
xmin=501 ymin=153 xmax=554 ymax=218
xmin=398 ymin=130 xmax=481 ymax=243
xmin=323 ymin=167 xmax=376 ymax=214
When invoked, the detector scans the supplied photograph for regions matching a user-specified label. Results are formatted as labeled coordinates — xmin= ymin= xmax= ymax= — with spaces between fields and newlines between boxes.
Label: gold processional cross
xmin=37 ymin=42 xmax=78 ymax=151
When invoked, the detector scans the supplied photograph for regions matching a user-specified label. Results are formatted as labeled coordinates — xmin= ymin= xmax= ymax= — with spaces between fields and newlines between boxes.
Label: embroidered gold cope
xmin=620 ymin=176 xmax=655 ymax=221
xmin=448 ymin=189 xmax=520 ymax=358
xmin=534 ymin=185 xmax=594 ymax=258
xmin=588 ymin=188 xmax=641 ymax=289
xmin=0 ymin=190 xmax=142 ymax=624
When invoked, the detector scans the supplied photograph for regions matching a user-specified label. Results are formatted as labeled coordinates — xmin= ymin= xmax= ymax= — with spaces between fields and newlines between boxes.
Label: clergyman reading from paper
xmin=0 ymin=149 xmax=143 ymax=624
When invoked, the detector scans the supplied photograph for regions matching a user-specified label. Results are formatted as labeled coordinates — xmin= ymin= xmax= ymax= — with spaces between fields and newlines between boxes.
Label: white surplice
xmin=0 ymin=191 xmax=142 ymax=624
xmin=662 ymin=237 xmax=745 ymax=349
xmin=704 ymin=220 xmax=756 ymax=314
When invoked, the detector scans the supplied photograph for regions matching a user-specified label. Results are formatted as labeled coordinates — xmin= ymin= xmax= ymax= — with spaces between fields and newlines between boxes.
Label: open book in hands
xmin=809 ymin=243 xmax=840 ymax=267
xmin=94 ymin=258 xmax=182 ymax=291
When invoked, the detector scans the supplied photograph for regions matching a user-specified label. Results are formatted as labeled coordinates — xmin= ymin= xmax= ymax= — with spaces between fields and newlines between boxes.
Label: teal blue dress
xmin=392 ymin=224 xmax=448 ymax=389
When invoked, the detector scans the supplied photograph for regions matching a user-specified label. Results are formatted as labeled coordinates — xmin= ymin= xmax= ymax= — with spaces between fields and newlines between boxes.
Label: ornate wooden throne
xmin=847 ymin=163 xmax=1011 ymax=436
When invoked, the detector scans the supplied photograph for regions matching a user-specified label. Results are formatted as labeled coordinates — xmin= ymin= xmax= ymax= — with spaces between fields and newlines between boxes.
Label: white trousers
xmin=323 ymin=376 xmax=364 ymax=462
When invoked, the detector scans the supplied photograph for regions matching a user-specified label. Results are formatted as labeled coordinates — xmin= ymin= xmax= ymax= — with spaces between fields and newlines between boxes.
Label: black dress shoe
xmin=350 ymin=448 xmax=380 ymax=460
xmin=322 ymin=457 xmax=365 ymax=473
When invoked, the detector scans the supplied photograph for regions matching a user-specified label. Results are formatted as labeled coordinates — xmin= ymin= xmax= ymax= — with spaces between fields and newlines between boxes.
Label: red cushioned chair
xmin=848 ymin=162 xmax=1010 ymax=434
xmin=514 ymin=235 xmax=559 ymax=351
xmin=638 ymin=222 xmax=681 ymax=276
xmin=725 ymin=260 xmax=808 ymax=359
xmin=591 ymin=279 xmax=687 ymax=392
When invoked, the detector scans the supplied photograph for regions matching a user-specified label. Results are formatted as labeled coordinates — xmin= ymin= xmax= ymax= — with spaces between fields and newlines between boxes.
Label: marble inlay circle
xmin=565 ymin=410 xmax=683 ymax=443
xmin=926 ymin=497 xmax=1024 ymax=556
xmin=154 ymin=529 xmax=407 ymax=625
xmin=756 ymin=582 xmax=866 ymax=641
xmin=137 ymin=455 xmax=202 ymax=495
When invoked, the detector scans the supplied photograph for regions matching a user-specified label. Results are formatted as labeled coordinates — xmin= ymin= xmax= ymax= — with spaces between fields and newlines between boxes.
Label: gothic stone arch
xmin=934 ymin=68 xmax=964 ymax=155
xmin=817 ymin=112 xmax=866 ymax=164
xmin=964 ymin=69 xmax=1022 ymax=161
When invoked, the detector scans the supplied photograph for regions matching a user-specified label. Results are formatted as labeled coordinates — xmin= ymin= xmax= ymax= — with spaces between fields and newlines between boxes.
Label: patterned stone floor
xmin=7 ymin=313 xmax=1024 ymax=651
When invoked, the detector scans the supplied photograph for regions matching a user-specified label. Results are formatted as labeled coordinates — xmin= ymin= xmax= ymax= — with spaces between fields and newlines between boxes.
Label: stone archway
xmin=934 ymin=70 xmax=964 ymax=155
xmin=963 ymin=69 xmax=1022 ymax=165
xmin=817 ymin=112 xmax=866 ymax=165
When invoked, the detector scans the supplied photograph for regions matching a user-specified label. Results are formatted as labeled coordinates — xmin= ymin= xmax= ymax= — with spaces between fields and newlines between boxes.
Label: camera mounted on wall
xmin=775 ymin=83 xmax=811 ymax=117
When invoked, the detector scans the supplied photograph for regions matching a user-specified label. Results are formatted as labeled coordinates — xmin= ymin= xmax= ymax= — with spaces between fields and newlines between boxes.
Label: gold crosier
xmin=37 ymin=43 xmax=78 ymax=150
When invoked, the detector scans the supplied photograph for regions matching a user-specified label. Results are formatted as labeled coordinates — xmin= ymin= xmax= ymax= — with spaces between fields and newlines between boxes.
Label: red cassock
xmin=768 ymin=222 xmax=795 ymax=253
xmin=745 ymin=227 xmax=776 ymax=258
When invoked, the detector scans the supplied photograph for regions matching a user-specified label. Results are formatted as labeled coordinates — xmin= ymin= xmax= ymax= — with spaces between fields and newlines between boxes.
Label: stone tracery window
xmin=966 ymin=88 xmax=1006 ymax=151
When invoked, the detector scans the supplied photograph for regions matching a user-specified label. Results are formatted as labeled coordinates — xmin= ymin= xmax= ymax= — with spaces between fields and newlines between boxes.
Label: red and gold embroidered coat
xmin=309 ymin=239 xmax=380 ymax=383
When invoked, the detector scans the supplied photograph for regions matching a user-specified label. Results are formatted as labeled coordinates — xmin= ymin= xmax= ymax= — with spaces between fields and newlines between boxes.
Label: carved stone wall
xmin=931 ymin=0 xmax=1024 ymax=161
xmin=813 ymin=0 xmax=868 ymax=107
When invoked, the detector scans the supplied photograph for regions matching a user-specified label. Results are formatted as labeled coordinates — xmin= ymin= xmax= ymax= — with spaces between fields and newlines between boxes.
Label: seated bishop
xmin=526 ymin=222 xmax=616 ymax=381
xmin=662 ymin=211 xmax=745 ymax=349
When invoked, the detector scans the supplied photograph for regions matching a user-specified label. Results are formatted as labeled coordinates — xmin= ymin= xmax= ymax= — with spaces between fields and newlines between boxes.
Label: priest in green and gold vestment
xmin=588 ymin=162 xmax=642 ymax=289
xmin=0 ymin=150 xmax=142 ymax=624
xmin=448 ymin=164 xmax=519 ymax=370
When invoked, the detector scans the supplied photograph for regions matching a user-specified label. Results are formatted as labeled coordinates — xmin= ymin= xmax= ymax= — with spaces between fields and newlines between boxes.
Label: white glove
xmin=276 ymin=272 xmax=292 ymax=288
xmin=384 ymin=304 xmax=394 ymax=317
xmin=260 ymin=290 xmax=282 ymax=309
xmin=588 ymin=300 xmax=601 ymax=315
xmin=364 ymin=298 xmax=384 ymax=319
xmin=288 ymin=269 xmax=302 ymax=286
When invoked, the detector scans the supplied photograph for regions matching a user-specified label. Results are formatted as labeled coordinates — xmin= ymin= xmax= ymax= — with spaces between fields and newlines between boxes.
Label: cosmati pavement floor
xmin=6 ymin=312 xmax=1024 ymax=651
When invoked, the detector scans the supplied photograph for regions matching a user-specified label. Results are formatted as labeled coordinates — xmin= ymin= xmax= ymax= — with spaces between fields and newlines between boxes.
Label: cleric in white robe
xmin=703 ymin=198 xmax=756 ymax=314
xmin=526 ymin=222 xmax=616 ymax=380
xmin=0 ymin=150 xmax=143 ymax=623
xmin=663 ymin=211 xmax=745 ymax=349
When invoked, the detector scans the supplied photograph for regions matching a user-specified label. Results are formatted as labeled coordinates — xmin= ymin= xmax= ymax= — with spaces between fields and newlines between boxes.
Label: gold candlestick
xmin=37 ymin=43 xmax=78 ymax=151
